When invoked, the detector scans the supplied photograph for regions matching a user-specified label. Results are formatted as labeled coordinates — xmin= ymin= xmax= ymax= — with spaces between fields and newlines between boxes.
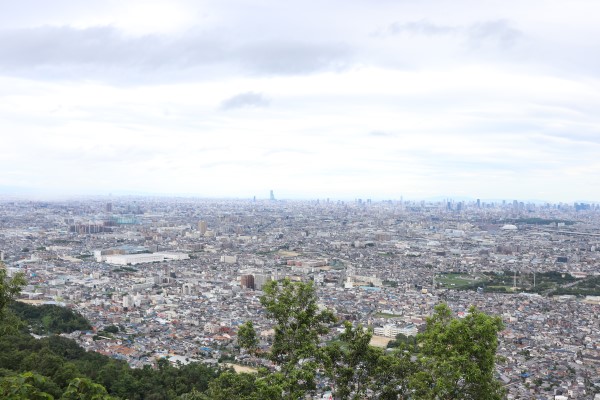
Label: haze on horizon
xmin=1 ymin=0 xmax=599 ymax=203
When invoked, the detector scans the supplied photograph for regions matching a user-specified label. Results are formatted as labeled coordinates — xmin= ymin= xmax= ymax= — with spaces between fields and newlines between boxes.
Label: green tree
xmin=387 ymin=332 xmax=417 ymax=351
xmin=411 ymin=303 xmax=506 ymax=400
xmin=369 ymin=349 xmax=416 ymax=400
xmin=0 ymin=372 xmax=54 ymax=400
xmin=102 ymin=326 xmax=119 ymax=335
xmin=259 ymin=278 xmax=336 ymax=398
xmin=61 ymin=377 xmax=115 ymax=400
xmin=9 ymin=302 xmax=92 ymax=335
xmin=21 ymin=348 xmax=65 ymax=378
xmin=0 ymin=264 xmax=26 ymax=321
xmin=323 ymin=322 xmax=381 ymax=399
xmin=235 ymin=281 xmax=507 ymax=399
xmin=178 ymin=388 xmax=208 ymax=399
xmin=237 ymin=321 xmax=259 ymax=355
xmin=51 ymin=363 xmax=80 ymax=389
xmin=323 ymin=322 xmax=417 ymax=400
xmin=204 ymin=371 xmax=258 ymax=400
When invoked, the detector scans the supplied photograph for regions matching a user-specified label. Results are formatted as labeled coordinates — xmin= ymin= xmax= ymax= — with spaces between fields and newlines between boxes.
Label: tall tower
xmin=198 ymin=220 xmax=207 ymax=235
xmin=270 ymin=190 xmax=276 ymax=201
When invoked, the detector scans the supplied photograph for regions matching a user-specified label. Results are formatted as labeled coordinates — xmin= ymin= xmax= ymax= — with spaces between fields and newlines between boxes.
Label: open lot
xmin=224 ymin=363 xmax=258 ymax=373
xmin=370 ymin=335 xmax=392 ymax=348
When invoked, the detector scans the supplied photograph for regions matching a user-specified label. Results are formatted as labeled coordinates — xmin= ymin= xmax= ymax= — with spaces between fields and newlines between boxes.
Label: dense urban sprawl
xmin=1 ymin=197 xmax=600 ymax=399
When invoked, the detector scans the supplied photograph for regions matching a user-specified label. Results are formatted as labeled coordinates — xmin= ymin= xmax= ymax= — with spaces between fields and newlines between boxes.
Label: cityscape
xmin=1 ymin=195 xmax=599 ymax=398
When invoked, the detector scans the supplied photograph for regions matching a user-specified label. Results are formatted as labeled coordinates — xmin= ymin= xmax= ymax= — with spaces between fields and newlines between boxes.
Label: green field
xmin=435 ymin=271 xmax=588 ymax=294
xmin=436 ymin=273 xmax=488 ymax=289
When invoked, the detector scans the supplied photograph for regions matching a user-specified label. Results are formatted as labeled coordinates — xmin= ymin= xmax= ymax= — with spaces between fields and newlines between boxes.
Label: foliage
xmin=0 ymin=372 xmax=54 ymax=400
xmin=411 ymin=303 xmax=506 ymax=400
xmin=386 ymin=332 xmax=418 ymax=351
xmin=259 ymin=278 xmax=336 ymax=398
xmin=0 ymin=265 xmax=27 ymax=336
xmin=212 ymin=280 xmax=507 ymax=400
xmin=0 ymin=266 xmax=26 ymax=321
xmin=323 ymin=322 xmax=418 ymax=400
xmin=10 ymin=302 xmax=91 ymax=335
xmin=0 ymin=373 xmax=117 ymax=400
xmin=323 ymin=322 xmax=381 ymax=399
xmin=550 ymin=275 xmax=600 ymax=296
xmin=61 ymin=377 xmax=115 ymax=400
xmin=204 ymin=371 xmax=259 ymax=400
xmin=439 ymin=270 xmax=585 ymax=294
xmin=0 ymin=310 xmax=26 ymax=336
xmin=0 ymin=316 xmax=221 ymax=399
xmin=369 ymin=348 xmax=416 ymax=400
xmin=102 ymin=325 xmax=119 ymax=334
xmin=237 ymin=321 xmax=258 ymax=355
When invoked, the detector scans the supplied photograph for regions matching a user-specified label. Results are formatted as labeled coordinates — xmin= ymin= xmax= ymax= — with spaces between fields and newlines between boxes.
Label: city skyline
xmin=1 ymin=1 xmax=600 ymax=202
xmin=0 ymin=190 xmax=596 ymax=206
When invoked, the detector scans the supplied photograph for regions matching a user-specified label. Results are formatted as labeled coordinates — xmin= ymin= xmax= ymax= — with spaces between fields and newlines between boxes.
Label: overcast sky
xmin=1 ymin=0 xmax=599 ymax=202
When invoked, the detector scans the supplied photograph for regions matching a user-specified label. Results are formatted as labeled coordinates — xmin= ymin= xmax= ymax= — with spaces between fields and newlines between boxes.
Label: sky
xmin=1 ymin=0 xmax=599 ymax=202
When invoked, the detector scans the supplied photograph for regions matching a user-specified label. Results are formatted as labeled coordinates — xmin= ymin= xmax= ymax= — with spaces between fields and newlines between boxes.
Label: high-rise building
xmin=270 ymin=190 xmax=276 ymax=201
xmin=198 ymin=220 xmax=207 ymax=235
xmin=254 ymin=273 xmax=271 ymax=290
xmin=240 ymin=274 xmax=255 ymax=290
xmin=106 ymin=202 xmax=113 ymax=212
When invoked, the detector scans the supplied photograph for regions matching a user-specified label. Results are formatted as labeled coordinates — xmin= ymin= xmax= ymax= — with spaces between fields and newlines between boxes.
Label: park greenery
xmin=9 ymin=302 xmax=91 ymax=335
xmin=436 ymin=270 xmax=600 ymax=296
xmin=0 ymin=264 xmax=507 ymax=399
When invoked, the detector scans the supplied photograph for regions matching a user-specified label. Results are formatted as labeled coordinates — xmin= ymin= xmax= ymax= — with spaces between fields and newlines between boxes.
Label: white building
xmin=220 ymin=255 xmax=237 ymax=264
xmin=104 ymin=253 xmax=165 ymax=265
xmin=374 ymin=324 xmax=418 ymax=338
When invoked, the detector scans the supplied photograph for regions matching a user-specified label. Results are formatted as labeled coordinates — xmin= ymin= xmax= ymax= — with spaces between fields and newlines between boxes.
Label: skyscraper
xmin=198 ymin=220 xmax=207 ymax=235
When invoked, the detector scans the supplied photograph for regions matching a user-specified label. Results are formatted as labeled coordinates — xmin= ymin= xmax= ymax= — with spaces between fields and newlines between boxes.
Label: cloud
xmin=0 ymin=26 xmax=182 ymax=68
xmin=368 ymin=130 xmax=394 ymax=137
xmin=467 ymin=20 xmax=523 ymax=49
xmin=239 ymin=41 xmax=352 ymax=76
xmin=220 ymin=92 xmax=270 ymax=110
xmin=387 ymin=20 xmax=458 ymax=36
xmin=262 ymin=148 xmax=312 ymax=157
xmin=383 ymin=18 xmax=522 ymax=49
xmin=0 ymin=25 xmax=353 ymax=83
xmin=1 ymin=1 xmax=600 ymax=201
